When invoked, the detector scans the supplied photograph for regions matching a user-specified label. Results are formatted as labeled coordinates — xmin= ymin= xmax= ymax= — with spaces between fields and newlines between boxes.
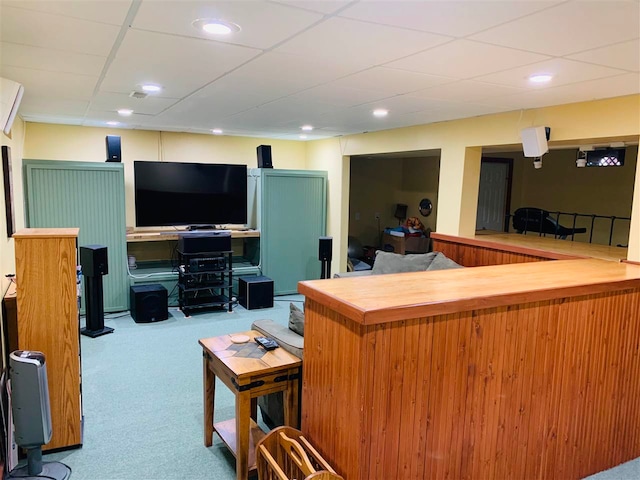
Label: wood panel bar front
xmin=299 ymin=260 xmax=640 ymax=480
xmin=431 ymin=232 xmax=628 ymax=266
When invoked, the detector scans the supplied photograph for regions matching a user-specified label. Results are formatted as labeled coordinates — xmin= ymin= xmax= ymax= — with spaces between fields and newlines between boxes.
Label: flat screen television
xmin=134 ymin=161 xmax=247 ymax=227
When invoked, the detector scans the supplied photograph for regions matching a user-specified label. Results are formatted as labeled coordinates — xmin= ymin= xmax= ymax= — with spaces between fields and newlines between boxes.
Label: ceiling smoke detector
xmin=129 ymin=91 xmax=148 ymax=99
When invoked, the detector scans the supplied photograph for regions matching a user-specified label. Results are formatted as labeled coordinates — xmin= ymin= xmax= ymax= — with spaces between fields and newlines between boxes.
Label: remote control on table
xmin=255 ymin=336 xmax=279 ymax=351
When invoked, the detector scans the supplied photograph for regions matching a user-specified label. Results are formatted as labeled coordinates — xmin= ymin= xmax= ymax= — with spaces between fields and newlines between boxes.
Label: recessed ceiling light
xmin=141 ymin=84 xmax=162 ymax=93
xmin=373 ymin=109 xmax=388 ymax=118
xmin=106 ymin=121 xmax=119 ymax=126
xmin=193 ymin=18 xmax=240 ymax=35
xmin=117 ymin=109 xmax=133 ymax=116
xmin=301 ymin=125 xmax=313 ymax=131
xmin=529 ymin=74 xmax=553 ymax=84
xmin=211 ymin=128 xmax=223 ymax=135
xmin=299 ymin=134 xmax=308 ymax=139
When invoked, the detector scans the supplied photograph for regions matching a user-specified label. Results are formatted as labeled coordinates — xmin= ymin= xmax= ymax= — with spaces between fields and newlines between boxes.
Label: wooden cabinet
xmin=14 ymin=228 xmax=82 ymax=451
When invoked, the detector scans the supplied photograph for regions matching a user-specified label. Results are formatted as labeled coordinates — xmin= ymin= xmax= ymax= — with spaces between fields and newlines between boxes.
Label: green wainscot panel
xmin=258 ymin=169 xmax=327 ymax=295
xmin=24 ymin=160 xmax=128 ymax=312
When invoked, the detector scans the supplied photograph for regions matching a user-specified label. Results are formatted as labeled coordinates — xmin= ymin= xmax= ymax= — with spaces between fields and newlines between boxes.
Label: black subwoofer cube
xmin=238 ymin=275 xmax=274 ymax=310
xmin=130 ymin=284 xmax=168 ymax=323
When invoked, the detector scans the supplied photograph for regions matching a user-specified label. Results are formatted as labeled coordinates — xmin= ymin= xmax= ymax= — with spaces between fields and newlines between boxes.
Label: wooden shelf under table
xmin=214 ymin=418 xmax=266 ymax=474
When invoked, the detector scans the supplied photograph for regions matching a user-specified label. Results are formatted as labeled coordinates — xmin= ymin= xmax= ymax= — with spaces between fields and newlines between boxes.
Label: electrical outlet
xmin=374 ymin=212 xmax=380 ymax=220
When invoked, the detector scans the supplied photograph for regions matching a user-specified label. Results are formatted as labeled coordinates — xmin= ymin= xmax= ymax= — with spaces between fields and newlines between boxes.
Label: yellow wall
xmin=492 ymin=147 xmax=638 ymax=246
xmin=22 ymin=123 xmax=308 ymax=228
xmin=309 ymin=95 xmax=640 ymax=263
xmin=2 ymin=94 xmax=639 ymax=284
xmin=349 ymin=155 xmax=439 ymax=248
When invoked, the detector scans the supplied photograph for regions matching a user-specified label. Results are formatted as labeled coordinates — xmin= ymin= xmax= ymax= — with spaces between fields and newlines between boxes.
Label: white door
xmin=476 ymin=160 xmax=510 ymax=232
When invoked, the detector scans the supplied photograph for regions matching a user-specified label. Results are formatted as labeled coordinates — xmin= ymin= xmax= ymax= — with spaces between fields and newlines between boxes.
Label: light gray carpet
xmin=34 ymin=296 xmax=638 ymax=480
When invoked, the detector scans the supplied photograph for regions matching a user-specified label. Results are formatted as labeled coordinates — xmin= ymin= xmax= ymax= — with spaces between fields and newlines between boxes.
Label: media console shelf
xmin=125 ymin=229 xmax=261 ymax=307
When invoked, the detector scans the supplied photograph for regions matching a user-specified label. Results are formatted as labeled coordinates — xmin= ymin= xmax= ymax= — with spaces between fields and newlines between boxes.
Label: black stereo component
xmin=188 ymin=256 xmax=226 ymax=273
xmin=318 ymin=236 xmax=333 ymax=261
xmin=257 ymin=145 xmax=273 ymax=168
xmin=238 ymin=275 xmax=274 ymax=310
xmin=105 ymin=135 xmax=121 ymax=162
xmin=130 ymin=284 xmax=168 ymax=323
xmin=177 ymin=232 xmax=231 ymax=254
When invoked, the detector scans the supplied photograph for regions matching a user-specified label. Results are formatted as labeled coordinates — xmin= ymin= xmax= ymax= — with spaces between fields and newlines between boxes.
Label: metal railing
xmin=506 ymin=209 xmax=631 ymax=246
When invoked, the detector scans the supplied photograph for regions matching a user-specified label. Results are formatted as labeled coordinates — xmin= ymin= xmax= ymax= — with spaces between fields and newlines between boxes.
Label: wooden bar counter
xmin=431 ymin=232 xmax=628 ymax=266
xmin=298 ymin=259 xmax=640 ymax=480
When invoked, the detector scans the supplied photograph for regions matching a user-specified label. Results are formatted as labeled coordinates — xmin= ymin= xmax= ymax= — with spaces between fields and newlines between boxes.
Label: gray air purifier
xmin=8 ymin=351 xmax=71 ymax=480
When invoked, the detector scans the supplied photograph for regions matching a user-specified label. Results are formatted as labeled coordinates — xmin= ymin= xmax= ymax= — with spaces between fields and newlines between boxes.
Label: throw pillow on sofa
xmin=371 ymin=251 xmax=439 ymax=275
xmin=288 ymin=302 xmax=305 ymax=336
xmin=426 ymin=252 xmax=463 ymax=270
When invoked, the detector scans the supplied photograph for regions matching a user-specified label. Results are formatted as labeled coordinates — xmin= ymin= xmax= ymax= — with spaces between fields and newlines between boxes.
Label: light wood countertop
xmin=431 ymin=232 xmax=628 ymax=262
xmin=299 ymin=259 xmax=640 ymax=326
xmin=13 ymin=227 xmax=79 ymax=238
xmin=126 ymin=229 xmax=260 ymax=242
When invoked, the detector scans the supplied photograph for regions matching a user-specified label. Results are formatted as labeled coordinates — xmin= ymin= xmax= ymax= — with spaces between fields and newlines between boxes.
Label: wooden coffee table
xmin=199 ymin=330 xmax=302 ymax=480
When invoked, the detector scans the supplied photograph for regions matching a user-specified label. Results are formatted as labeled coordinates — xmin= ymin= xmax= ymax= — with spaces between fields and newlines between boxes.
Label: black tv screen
xmin=134 ymin=161 xmax=247 ymax=227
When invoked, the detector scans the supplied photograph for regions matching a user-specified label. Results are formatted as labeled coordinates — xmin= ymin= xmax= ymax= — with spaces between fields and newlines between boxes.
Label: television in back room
xmin=134 ymin=161 xmax=247 ymax=227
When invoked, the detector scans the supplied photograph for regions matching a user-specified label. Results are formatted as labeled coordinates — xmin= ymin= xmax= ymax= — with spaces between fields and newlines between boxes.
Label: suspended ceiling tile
xmin=272 ymin=1 xmax=353 ymax=15
xmin=476 ymin=58 xmax=627 ymax=88
xmin=470 ymin=0 xmax=640 ymax=56
xmin=498 ymin=73 xmax=640 ymax=110
xmin=132 ymin=0 xmax=323 ymax=49
xmin=100 ymin=29 xmax=262 ymax=98
xmin=89 ymin=92 xmax=180 ymax=116
xmin=19 ymin=96 xmax=89 ymax=116
xmin=411 ymin=80 xmax=527 ymax=103
xmin=289 ymin=84 xmax=391 ymax=108
xmin=2 ymin=65 xmax=97 ymax=100
xmin=274 ymin=16 xmax=452 ymax=65
xmin=0 ymin=5 xmax=120 ymax=56
xmin=329 ymin=67 xmax=455 ymax=97
xmin=231 ymin=51 xmax=369 ymax=93
xmin=0 ymin=42 xmax=106 ymax=76
xmin=2 ymin=0 xmax=132 ymax=25
xmin=387 ymin=39 xmax=549 ymax=78
xmin=338 ymin=0 xmax=563 ymax=37
xmin=567 ymin=40 xmax=640 ymax=73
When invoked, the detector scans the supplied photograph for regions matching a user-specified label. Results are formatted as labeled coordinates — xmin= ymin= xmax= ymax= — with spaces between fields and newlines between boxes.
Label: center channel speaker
xmin=130 ymin=285 xmax=168 ymax=323
xmin=257 ymin=145 xmax=273 ymax=168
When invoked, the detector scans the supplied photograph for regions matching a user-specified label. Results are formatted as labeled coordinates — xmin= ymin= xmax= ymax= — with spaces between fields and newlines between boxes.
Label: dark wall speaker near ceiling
xmin=257 ymin=145 xmax=273 ymax=168
xmin=130 ymin=285 xmax=168 ymax=323
xmin=105 ymin=135 xmax=121 ymax=162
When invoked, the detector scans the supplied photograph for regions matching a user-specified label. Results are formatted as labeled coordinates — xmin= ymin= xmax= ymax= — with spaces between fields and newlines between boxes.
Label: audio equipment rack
xmin=177 ymin=245 xmax=233 ymax=315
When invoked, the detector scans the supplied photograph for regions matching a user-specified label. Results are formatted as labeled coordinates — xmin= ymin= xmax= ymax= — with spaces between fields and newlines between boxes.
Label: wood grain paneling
xmin=301 ymin=285 xmax=640 ymax=480
xmin=431 ymin=232 xmax=627 ymax=266
xmin=14 ymin=228 xmax=82 ymax=451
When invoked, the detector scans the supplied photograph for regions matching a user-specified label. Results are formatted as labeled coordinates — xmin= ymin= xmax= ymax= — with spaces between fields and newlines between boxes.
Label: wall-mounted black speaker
xmin=319 ymin=236 xmax=333 ymax=261
xmin=80 ymin=245 xmax=108 ymax=277
xmin=106 ymin=135 xmax=121 ymax=162
xmin=257 ymin=145 xmax=273 ymax=168
xmin=130 ymin=285 xmax=168 ymax=323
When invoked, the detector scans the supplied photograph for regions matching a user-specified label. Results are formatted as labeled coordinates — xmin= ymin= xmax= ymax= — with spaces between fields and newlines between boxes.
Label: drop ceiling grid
xmin=99 ymin=29 xmax=263 ymax=99
xmin=468 ymin=0 xmax=640 ymax=56
xmin=130 ymin=0 xmax=325 ymax=50
xmin=335 ymin=0 xmax=565 ymax=37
